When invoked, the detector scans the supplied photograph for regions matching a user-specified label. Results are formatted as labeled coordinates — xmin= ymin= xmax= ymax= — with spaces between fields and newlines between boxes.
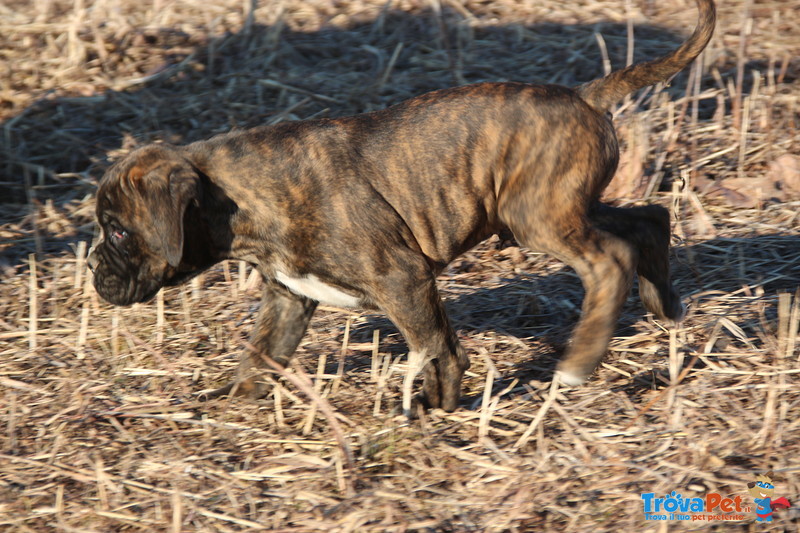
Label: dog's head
xmin=88 ymin=144 xmax=202 ymax=306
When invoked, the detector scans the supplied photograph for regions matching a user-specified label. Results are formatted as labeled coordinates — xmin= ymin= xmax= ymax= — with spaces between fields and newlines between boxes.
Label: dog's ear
xmin=747 ymin=482 xmax=756 ymax=489
xmin=157 ymin=165 xmax=200 ymax=267
xmin=765 ymin=470 xmax=774 ymax=480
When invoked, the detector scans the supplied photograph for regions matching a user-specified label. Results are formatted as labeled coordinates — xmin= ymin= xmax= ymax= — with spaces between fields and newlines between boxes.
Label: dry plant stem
xmin=732 ymin=0 xmax=751 ymax=132
xmin=73 ymin=240 xmax=86 ymax=289
xmin=301 ymin=337 xmax=329 ymax=435
xmin=331 ymin=315 xmax=351 ymax=394
xmin=478 ymin=353 xmax=497 ymax=440
xmin=376 ymin=42 xmax=405 ymax=92
xmin=27 ymin=254 xmax=37 ymax=352
xmin=625 ymin=0 xmax=634 ymax=68
xmin=513 ymin=375 xmax=561 ymax=450
xmin=77 ymin=275 xmax=91 ymax=358
xmin=373 ymin=354 xmax=396 ymax=417
xmin=156 ymin=289 xmax=165 ymax=345
xmin=253 ymin=348 xmax=356 ymax=494
xmin=594 ymin=33 xmax=612 ymax=77
xmin=689 ymin=56 xmax=702 ymax=181
xmin=370 ymin=329 xmax=380 ymax=382
xmin=777 ymin=289 xmax=800 ymax=361
xmin=431 ymin=0 xmax=459 ymax=86
xmin=171 ymin=487 xmax=182 ymax=533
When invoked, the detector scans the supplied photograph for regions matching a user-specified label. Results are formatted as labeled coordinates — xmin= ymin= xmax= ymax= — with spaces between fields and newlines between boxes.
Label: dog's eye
xmin=110 ymin=227 xmax=128 ymax=243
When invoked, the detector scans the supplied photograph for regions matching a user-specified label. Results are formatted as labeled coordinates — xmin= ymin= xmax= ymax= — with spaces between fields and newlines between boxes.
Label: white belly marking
xmin=275 ymin=271 xmax=361 ymax=308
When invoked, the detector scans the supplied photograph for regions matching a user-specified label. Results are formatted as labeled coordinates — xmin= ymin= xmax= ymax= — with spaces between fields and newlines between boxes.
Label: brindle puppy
xmin=88 ymin=0 xmax=715 ymax=413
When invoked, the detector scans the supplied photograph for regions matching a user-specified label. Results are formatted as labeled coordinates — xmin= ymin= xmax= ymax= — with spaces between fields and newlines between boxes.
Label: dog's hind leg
xmin=589 ymin=202 xmax=685 ymax=323
xmin=200 ymin=279 xmax=317 ymax=400
xmin=503 ymin=206 xmax=636 ymax=386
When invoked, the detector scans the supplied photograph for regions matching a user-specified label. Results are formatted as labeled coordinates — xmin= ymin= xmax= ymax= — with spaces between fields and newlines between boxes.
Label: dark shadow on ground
xmin=340 ymin=233 xmax=799 ymax=409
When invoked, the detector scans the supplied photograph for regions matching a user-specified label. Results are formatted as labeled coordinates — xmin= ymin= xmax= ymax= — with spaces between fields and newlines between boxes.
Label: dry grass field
xmin=1 ymin=0 xmax=799 ymax=531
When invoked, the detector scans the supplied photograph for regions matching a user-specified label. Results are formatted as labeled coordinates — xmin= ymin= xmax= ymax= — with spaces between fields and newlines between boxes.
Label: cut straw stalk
xmin=732 ymin=0 xmax=752 ymax=132
xmin=513 ymin=376 xmax=560 ymax=450
xmin=94 ymin=456 xmax=110 ymax=511
xmin=2 ymin=0 xmax=800 ymax=529
xmin=156 ymin=289 xmax=165 ymax=345
xmin=238 ymin=260 xmax=248 ymax=292
xmin=111 ymin=308 xmax=120 ymax=358
xmin=376 ymin=42 xmax=404 ymax=92
xmin=370 ymin=329 xmax=380 ymax=382
xmin=28 ymin=254 xmax=37 ymax=352
xmin=373 ymin=354 xmax=396 ymax=416
xmin=668 ymin=325 xmax=681 ymax=384
xmin=75 ymin=276 xmax=94 ymax=359
xmin=73 ymin=241 xmax=86 ymax=289
xmin=478 ymin=355 xmax=499 ymax=440
xmin=777 ymin=290 xmax=800 ymax=361
xmin=171 ymin=488 xmax=182 ymax=533
xmin=301 ymin=336 xmax=329 ymax=435
xmin=256 ymin=352 xmax=355 ymax=496
xmin=331 ymin=316 xmax=351 ymax=394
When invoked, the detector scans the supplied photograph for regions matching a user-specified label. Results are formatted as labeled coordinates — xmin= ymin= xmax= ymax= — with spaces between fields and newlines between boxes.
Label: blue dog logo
xmin=747 ymin=471 xmax=791 ymax=522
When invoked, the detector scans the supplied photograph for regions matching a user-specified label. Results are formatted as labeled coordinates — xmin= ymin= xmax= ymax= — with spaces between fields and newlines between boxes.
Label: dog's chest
xmin=275 ymin=271 xmax=360 ymax=308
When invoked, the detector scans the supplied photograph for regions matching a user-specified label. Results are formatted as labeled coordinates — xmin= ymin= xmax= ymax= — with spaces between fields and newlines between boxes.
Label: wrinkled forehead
xmin=96 ymin=168 xmax=140 ymax=221
xmin=96 ymin=147 xmax=173 ymax=212
xmin=95 ymin=178 xmax=164 ymax=245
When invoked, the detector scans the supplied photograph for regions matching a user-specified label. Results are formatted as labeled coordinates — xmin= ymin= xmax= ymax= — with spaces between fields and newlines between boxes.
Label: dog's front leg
xmin=201 ymin=279 xmax=317 ymax=399
xmin=373 ymin=259 xmax=470 ymax=414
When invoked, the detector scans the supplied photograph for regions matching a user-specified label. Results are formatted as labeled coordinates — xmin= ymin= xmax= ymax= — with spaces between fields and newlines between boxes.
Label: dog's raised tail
xmin=577 ymin=0 xmax=715 ymax=112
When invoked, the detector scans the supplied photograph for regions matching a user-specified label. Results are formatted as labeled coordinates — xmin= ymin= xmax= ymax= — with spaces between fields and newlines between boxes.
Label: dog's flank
xmin=88 ymin=0 xmax=714 ymax=414
xmin=578 ymin=0 xmax=716 ymax=112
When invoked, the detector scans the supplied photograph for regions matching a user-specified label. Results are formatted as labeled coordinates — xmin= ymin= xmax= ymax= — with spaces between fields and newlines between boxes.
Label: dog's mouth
xmin=92 ymin=272 xmax=163 ymax=306
xmin=89 ymin=240 xmax=209 ymax=306
xmin=89 ymin=244 xmax=164 ymax=306
xmin=136 ymin=285 xmax=163 ymax=304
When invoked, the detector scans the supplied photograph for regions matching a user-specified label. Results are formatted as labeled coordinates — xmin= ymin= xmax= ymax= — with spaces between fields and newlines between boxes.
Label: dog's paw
xmin=666 ymin=300 xmax=687 ymax=326
xmin=654 ymin=297 xmax=687 ymax=327
xmin=639 ymin=280 xmax=686 ymax=325
xmin=555 ymin=369 xmax=588 ymax=387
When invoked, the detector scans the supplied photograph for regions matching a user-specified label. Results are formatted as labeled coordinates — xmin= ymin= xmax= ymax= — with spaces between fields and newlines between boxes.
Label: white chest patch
xmin=275 ymin=271 xmax=361 ymax=308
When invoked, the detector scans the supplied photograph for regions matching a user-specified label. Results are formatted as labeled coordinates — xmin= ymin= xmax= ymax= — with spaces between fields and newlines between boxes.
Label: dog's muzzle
xmin=88 ymin=241 xmax=164 ymax=306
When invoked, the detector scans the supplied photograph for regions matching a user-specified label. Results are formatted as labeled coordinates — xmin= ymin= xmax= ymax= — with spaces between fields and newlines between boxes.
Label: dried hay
xmin=1 ymin=0 xmax=799 ymax=531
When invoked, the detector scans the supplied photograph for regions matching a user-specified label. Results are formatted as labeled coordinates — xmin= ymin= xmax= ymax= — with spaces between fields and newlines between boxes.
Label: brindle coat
xmin=88 ymin=0 xmax=715 ymax=413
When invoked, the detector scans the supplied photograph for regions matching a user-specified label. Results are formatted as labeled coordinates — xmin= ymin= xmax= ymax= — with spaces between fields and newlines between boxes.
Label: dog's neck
xmin=182 ymin=162 xmax=281 ymax=274
xmin=177 ymin=171 xmax=237 ymax=270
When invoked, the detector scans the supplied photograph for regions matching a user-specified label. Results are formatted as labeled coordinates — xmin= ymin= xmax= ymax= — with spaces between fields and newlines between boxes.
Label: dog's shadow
xmin=339 ymin=266 xmax=635 ymax=410
xmin=335 ymin=233 xmax=800 ymax=409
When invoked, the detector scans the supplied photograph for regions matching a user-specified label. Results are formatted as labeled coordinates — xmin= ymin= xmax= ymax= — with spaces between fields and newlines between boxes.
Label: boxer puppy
xmin=88 ymin=0 xmax=714 ymax=413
